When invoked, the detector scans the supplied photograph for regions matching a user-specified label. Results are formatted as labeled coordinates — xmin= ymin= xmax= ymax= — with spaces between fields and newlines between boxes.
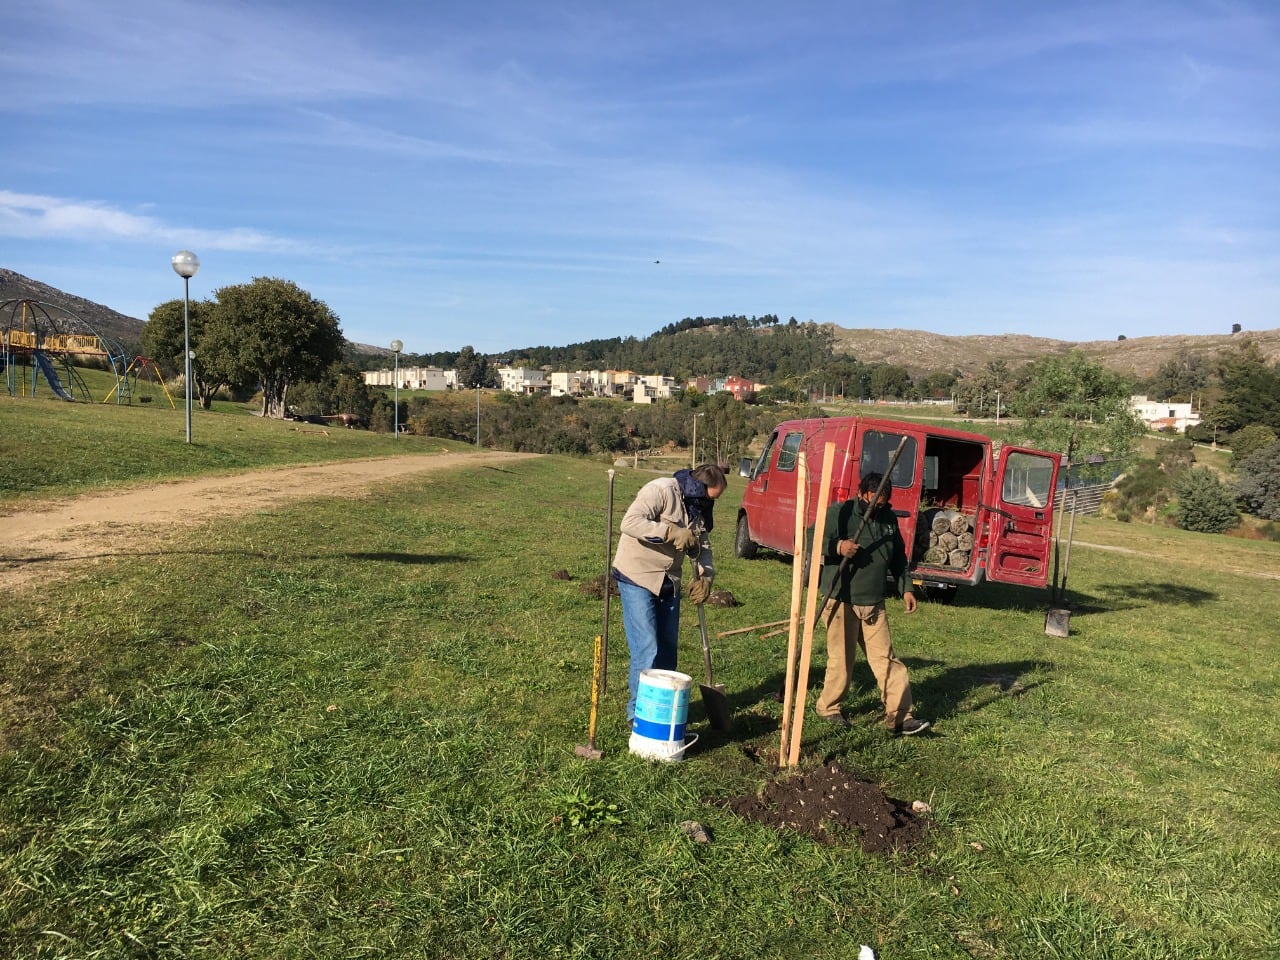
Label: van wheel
xmin=735 ymin=515 xmax=758 ymax=560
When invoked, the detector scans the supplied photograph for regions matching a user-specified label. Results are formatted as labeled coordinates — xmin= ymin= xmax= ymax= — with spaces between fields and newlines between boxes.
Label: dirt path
xmin=0 ymin=452 xmax=537 ymax=591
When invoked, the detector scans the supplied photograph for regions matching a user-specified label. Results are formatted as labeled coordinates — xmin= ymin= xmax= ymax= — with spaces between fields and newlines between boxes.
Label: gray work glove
xmin=687 ymin=578 xmax=712 ymax=605
xmin=665 ymin=524 xmax=699 ymax=552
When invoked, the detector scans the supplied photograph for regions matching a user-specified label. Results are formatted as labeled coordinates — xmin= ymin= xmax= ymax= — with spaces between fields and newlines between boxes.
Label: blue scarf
xmin=674 ymin=468 xmax=715 ymax=533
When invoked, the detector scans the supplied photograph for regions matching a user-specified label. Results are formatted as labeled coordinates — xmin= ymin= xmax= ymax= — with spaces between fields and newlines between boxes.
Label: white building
xmin=498 ymin=366 xmax=548 ymax=395
xmin=363 ymin=365 xmax=451 ymax=391
xmin=1130 ymin=395 xmax=1202 ymax=433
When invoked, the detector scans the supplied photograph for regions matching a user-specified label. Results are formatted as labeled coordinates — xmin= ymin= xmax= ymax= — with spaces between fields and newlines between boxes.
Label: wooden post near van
xmin=778 ymin=451 xmax=808 ymax=766
xmin=785 ymin=441 xmax=836 ymax=768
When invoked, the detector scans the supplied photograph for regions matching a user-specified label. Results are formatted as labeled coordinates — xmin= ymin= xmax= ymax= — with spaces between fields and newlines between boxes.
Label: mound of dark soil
xmin=578 ymin=573 xmax=617 ymax=599
xmin=722 ymin=761 xmax=926 ymax=853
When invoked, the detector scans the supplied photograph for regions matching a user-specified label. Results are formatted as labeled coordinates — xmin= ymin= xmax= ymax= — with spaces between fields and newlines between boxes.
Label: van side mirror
xmin=739 ymin=457 xmax=754 ymax=479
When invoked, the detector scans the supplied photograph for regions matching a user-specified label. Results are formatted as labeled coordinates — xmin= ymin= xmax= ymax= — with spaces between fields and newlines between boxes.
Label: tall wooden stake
xmin=778 ymin=451 xmax=808 ymax=766
xmin=785 ymin=441 xmax=836 ymax=768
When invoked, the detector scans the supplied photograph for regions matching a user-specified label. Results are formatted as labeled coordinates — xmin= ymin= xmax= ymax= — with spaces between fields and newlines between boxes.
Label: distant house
xmin=363 ymin=365 xmax=450 ymax=390
xmin=724 ymin=375 xmax=757 ymax=402
xmin=1130 ymin=395 xmax=1201 ymax=433
xmin=497 ymin=366 xmax=548 ymax=395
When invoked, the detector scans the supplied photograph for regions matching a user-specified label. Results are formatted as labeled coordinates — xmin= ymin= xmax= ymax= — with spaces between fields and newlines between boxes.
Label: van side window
xmin=1001 ymin=451 xmax=1054 ymax=508
xmin=860 ymin=431 xmax=917 ymax=486
xmin=775 ymin=432 xmax=804 ymax=472
xmin=751 ymin=433 xmax=778 ymax=478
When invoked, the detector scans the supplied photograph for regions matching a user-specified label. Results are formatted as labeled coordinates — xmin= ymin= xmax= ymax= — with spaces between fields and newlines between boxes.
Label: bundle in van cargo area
xmin=916 ymin=508 xmax=974 ymax=570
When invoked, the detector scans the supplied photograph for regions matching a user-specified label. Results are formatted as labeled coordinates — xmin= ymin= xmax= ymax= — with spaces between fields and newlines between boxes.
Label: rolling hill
xmin=4 ymin=267 xmax=1276 ymax=380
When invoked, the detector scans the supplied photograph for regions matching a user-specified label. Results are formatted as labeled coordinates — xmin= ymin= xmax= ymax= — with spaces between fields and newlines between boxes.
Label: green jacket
xmin=815 ymin=496 xmax=913 ymax=605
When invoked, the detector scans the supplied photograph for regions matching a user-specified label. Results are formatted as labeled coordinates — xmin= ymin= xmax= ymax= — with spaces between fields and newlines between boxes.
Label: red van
xmin=734 ymin=416 xmax=1061 ymax=595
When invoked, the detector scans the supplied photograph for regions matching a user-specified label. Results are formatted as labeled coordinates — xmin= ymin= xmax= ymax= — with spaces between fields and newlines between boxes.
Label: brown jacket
xmin=612 ymin=476 xmax=715 ymax=595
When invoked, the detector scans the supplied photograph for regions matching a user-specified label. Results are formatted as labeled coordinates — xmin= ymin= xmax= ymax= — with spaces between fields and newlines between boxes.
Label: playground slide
xmin=34 ymin=350 xmax=75 ymax=401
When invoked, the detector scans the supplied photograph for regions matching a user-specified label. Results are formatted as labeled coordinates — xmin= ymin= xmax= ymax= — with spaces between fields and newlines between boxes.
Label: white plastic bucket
xmin=629 ymin=669 xmax=696 ymax=761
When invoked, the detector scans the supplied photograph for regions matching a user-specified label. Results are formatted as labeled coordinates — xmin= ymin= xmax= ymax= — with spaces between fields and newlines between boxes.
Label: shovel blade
xmin=700 ymin=683 xmax=733 ymax=732
xmin=1044 ymin=608 xmax=1071 ymax=638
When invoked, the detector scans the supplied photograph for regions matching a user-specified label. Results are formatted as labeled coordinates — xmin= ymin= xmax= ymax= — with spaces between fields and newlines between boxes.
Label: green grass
xmin=0 ymin=394 xmax=467 ymax=502
xmin=2 ymin=406 xmax=1279 ymax=958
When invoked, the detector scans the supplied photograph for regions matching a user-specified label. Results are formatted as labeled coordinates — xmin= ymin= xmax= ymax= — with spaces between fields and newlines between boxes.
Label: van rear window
xmin=1001 ymin=451 xmax=1054 ymax=508
xmin=860 ymin=431 xmax=917 ymax=486
xmin=776 ymin=432 xmax=804 ymax=472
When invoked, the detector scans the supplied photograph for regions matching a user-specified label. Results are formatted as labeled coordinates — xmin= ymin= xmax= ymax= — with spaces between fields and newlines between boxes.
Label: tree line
xmin=140 ymin=279 xmax=1279 ymax=531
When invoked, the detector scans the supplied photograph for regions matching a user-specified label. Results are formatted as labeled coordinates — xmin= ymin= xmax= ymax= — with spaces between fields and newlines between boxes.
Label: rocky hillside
xmin=0 ymin=269 xmax=146 ymax=351
xmin=828 ymin=325 xmax=1280 ymax=379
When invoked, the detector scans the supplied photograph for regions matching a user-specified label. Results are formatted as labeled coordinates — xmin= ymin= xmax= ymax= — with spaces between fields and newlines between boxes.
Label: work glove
xmin=665 ymin=524 xmax=699 ymax=552
xmin=687 ymin=578 xmax=712 ymax=605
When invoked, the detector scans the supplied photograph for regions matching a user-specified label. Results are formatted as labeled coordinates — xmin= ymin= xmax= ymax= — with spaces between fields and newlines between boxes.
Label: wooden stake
xmin=778 ymin=451 xmax=809 ymax=766
xmin=787 ymin=441 xmax=836 ymax=768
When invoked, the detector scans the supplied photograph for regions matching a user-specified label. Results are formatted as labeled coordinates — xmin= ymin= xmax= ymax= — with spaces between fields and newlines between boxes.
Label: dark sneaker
xmin=820 ymin=712 xmax=850 ymax=729
xmin=892 ymin=717 xmax=931 ymax=737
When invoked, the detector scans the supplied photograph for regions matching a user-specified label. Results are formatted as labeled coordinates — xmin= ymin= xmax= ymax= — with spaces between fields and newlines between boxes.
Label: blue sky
xmin=2 ymin=0 xmax=1277 ymax=354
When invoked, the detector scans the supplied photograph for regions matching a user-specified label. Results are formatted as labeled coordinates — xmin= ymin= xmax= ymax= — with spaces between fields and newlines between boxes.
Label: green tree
xmin=1235 ymin=442 xmax=1280 ymax=520
xmin=1228 ymin=424 xmax=1278 ymax=466
xmin=204 ymin=278 xmax=345 ymax=419
xmin=142 ymin=298 xmax=227 ymax=408
xmin=1145 ymin=350 xmax=1209 ymax=401
xmin=454 ymin=346 xmax=498 ymax=389
xmin=955 ymin=360 xmax=1011 ymax=418
xmin=1173 ymin=467 xmax=1239 ymax=533
xmin=1215 ymin=340 xmax=1280 ymax=432
xmin=1007 ymin=352 xmax=1144 ymax=462
xmin=868 ymin=364 xmax=913 ymax=400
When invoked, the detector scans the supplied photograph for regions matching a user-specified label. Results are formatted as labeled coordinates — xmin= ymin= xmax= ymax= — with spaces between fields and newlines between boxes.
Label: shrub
xmin=1229 ymin=424 xmax=1278 ymax=467
xmin=1235 ymin=441 xmax=1280 ymax=520
xmin=1174 ymin=467 xmax=1240 ymax=534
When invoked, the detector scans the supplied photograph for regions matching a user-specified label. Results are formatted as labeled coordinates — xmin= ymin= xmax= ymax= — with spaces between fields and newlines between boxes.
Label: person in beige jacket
xmin=612 ymin=464 xmax=726 ymax=720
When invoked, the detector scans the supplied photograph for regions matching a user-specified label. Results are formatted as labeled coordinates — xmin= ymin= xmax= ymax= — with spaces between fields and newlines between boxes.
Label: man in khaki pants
xmin=813 ymin=472 xmax=931 ymax=736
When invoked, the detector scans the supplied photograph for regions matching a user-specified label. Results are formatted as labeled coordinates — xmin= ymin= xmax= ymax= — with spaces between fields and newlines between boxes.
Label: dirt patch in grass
xmin=0 ymin=451 xmax=537 ymax=592
xmin=721 ymin=760 xmax=927 ymax=853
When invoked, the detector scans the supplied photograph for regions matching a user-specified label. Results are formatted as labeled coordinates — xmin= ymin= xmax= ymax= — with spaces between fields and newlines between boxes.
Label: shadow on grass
xmin=1065 ymin=581 xmax=1217 ymax=615
xmin=1 ymin=549 xmax=468 ymax=568
xmin=687 ymin=656 xmax=1053 ymax=755
xmin=342 ymin=551 xmax=467 ymax=565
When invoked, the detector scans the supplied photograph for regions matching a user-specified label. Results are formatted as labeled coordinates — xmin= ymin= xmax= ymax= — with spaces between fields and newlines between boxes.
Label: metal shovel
xmin=697 ymin=604 xmax=733 ymax=732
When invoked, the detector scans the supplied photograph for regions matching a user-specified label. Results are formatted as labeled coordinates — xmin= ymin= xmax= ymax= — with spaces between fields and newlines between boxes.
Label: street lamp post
xmin=691 ymin=412 xmax=704 ymax=467
xmin=390 ymin=339 xmax=403 ymax=438
xmin=170 ymin=251 xmax=200 ymax=444
xmin=476 ymin=382 xmax=481 ymax=447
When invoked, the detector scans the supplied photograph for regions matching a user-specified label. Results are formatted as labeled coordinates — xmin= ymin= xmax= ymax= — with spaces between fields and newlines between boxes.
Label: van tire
xmin=735 ymin=515 xmax=759 ymax=560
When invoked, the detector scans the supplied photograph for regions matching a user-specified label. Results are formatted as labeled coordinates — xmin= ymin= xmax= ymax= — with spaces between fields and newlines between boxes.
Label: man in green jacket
xmin=814 ymin=472 xmax=931 ymax=736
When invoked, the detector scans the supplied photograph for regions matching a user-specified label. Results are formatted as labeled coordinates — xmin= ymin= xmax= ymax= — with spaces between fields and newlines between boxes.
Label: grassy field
xmin=0 ymin=393 xmax=454 ymax=502
xmin=2 ymin=400 xmax=1279 ymax=958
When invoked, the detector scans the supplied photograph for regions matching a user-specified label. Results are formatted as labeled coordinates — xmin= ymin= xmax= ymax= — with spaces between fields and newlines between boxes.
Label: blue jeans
xmin=616 ymin=577 xmax=681 ymax=719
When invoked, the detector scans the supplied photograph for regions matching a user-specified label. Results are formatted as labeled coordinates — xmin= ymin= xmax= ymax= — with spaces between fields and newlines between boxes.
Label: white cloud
xmin=0 ymin=191 xmax=317 ymax=254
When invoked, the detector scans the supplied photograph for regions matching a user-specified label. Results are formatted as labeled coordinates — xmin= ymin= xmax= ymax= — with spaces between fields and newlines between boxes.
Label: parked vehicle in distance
xmin=735 ymin=416 xmax=1061 ymax=598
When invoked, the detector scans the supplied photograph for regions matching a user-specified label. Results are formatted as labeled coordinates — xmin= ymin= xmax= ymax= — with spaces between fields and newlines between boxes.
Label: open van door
xmin=986 ymin=447 xmax=1061 ymax=587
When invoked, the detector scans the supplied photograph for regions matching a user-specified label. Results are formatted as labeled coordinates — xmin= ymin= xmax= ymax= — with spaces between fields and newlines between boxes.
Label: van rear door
xmin=986 ymin=447 xmax=1061 ymax=587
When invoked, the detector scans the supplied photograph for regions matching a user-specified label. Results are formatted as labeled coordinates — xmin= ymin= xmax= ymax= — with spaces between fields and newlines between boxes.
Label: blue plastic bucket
xmin=629 ymin=669 xmax=695 ymax=761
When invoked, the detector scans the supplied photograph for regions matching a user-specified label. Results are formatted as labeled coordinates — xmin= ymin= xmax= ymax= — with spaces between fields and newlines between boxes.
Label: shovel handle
xmin=815 ymin=437 xmax=909 ymax=612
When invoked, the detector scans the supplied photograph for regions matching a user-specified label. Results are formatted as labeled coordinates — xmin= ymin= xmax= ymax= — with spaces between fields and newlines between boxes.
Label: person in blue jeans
xmin=612 ymin=464 xmax=726 ymax=720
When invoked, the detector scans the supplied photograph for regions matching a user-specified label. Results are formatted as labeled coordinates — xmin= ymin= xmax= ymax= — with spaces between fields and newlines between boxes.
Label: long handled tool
xmin=575 ymin=633 xmax=605 ymax=760
xmin=575 ymin=468 xmax=615 ymax=760
xmin=1045 ymin=489 xmax=1077 ymax=638
xmin=697 ymin=602 xmax=732 ymax=732
xmin=813 ymin=436 xmax=910 ymax=617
